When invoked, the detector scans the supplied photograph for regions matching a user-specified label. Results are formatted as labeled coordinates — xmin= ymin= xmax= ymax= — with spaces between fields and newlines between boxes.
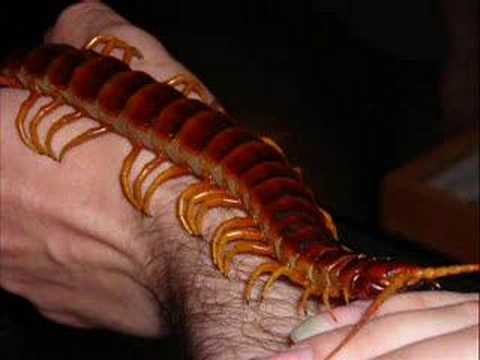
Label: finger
xmin=40 ymin=309 xmax=94 ymax=329
xmin=290 ymin=291 xmax=479 ymax=341
xmin=374 ymin=325 xmax=479 ymax=360
xmin=303 ymin=300 xmax=478 ymax=360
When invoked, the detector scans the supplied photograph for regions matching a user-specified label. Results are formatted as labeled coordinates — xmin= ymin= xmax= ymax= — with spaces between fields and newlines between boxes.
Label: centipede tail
xmin=2 ymin=36 xmax=479 ymax=360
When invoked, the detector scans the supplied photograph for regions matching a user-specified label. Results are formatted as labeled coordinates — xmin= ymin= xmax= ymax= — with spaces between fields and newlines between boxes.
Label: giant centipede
xmin=1 ymin=37 xmax=479 ymax=359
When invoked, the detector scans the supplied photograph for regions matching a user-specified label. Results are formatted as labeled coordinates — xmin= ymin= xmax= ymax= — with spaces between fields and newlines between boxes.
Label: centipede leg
xmin=29 ymin=98 xmax=63 ymax=154
xmin=120 ymin=145 xmax=142 ymax=209
xmin=142 ymin=165 xmax=190 ymax=215
xmin=166 ymin=73 xmax=208 ymax=101
xmin=218 ymin=229 xmax=265 ymax=273
xmin=261 ymin=136 xmax=286 ymax=159
xmin=298 ymin=286 xmax=316 ymax=315
xmin=44 ymin=111 xmax=83 ymax=160
xmin=190 ymin=192 xmax=243 ymax=235
xmin=177 ymin=181 xmax=218 ymax=235
xmin=261 ymin=267 xmax=294 ymax=300
xmin=15 ymin=92 xmax=40 ymax=149
xmin=84 ymin=34 xmax=143 ymax=64
xmin=244 ymin=262 xmax=280 ymax=303
xmin=165 ymin=73 xmax=223 ymax=111
xmin=211 ymin=217 xmax=258 ymax=267
xmin=132 ymin=155 xmax=167 ymax=206
xmin=318 ymin=207 xmax=338 ymax=240
xmin=221 ymin=241 xmax=273 ymax=277
xmin=250 ymin=261 xmax=307 ymax=302
xmin=57 ymin=126 xmax=109 ymax=161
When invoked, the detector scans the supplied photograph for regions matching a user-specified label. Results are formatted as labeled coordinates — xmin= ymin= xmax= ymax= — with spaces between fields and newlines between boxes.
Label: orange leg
xmin=142 ymin=165 xmax=190 ymax=215
xmin=165 ymin=73 xmax=223 ymax=111
xmin=15 ymin=92 xmax=40 ymax=149
xmin=261 ymin=266 xmax=294 ymax=301
xmin=298 ymin=286 xmax=316 ymax=315
xmin=260 ymin=136 xmax=286 ymax=159
xmin=84 ymin=34 xmax=143 ymax=64
xmin=190 ymin=193 xmax=243 ymax=235
xmin=132 ymin=156 xmax=166 ymax=206
xmin=217 ymin=230 xmax=264 ymax=272
xmin=244 ymin=262 xmax=280 ymax=303
xmin=120 ymin=145 xmax=143 ymax=209
xmin=211 ymin=217 xmax=258 ymax=267
xmin=318 ymin=207 xmax=338 ymax=240
xmin=29 ymin=98 xmax=63 ymax=154
xmin=166 ymin=73 xmax=210 ymax=102
xmin=177 ymin=181 xmax=218 ymax=235
xmin=221 ymin=241 xmax=273 ymax=278
xmin=57 ymin=126 xmax=109 ymax=161
xmin=186 ymin=189 xmax=226 ymax=228
xmin=44 ymin=111 xmax=83 ymax=160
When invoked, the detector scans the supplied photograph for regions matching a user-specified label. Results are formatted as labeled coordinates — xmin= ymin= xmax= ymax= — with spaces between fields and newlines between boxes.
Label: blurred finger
xmin=302 ymin=300 xmax=478 ymax=360
xmin=375 ymin=325 xmax=479 ymax=360
xmin=290 ymin=291 xmax=479 ymax=342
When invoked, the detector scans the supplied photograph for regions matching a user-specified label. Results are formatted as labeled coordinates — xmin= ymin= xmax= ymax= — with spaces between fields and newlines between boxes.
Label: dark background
xmin=0 ymin=1 xmax=477 ymax=359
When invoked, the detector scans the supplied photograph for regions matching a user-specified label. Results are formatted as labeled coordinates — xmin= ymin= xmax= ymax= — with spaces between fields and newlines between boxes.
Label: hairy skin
xmin=1 ymin=3 xmax=478 ymax=360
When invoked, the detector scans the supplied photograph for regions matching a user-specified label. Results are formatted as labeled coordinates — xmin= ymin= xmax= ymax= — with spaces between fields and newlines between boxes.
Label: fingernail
xmin=290 ymin=317 xmax=326 ymax=343
xmin=255 ymin=346 xmax=313 ymax=360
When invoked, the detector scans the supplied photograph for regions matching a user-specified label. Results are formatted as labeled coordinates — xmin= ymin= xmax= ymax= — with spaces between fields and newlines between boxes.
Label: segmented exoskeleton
xmin=1 ymin=37 xmax=478 ymax=359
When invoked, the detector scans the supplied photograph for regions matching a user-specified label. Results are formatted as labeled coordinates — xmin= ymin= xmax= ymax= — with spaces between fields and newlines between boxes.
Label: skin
xmin=1 ymin=2 xmax=478 ymax=359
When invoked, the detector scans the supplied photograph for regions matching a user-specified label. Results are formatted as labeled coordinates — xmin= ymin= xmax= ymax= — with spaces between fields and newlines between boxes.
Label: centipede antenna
xmin=413 ymin=264 xmax=480 ymax=282
xmin=324 ymin=264 xmax=480 ymax=360
xmin=324 ymin=273 xmax=411 ymax=360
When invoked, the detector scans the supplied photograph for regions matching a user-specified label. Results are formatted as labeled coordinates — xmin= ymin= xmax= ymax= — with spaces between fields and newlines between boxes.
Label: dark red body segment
xmin=47 ymin=50 xmax=95 ymax=89
xmin=177 ymin=111 xmax=232 ymax=152
xmin=251 ymin=177 xmax=311 ymax=206
xmin=153 ymin=99 xmax=209 ymax=140
xmin=203 ymin=127 xmax=255 ymax=163
xmin=23 ymin=44 xmax=74 ymax=78
xmin=70 ymin=56 xmax=129 ymax=100
xmin=221 ymin=141 xmax=285 ymax=176
xmin=123 ymin=82 xmax=181 ymax=130
xmin=98 ymin=71 xmax=154 ymax=115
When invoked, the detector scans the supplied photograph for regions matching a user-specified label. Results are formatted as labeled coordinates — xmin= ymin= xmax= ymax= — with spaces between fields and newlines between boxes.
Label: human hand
xmin=263 ymin=291 xmax=479 ymax=360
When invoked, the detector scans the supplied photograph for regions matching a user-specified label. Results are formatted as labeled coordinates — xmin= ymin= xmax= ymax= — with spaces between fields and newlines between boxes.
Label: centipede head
xmin=324 ymin=262 xmax=480 ymax=360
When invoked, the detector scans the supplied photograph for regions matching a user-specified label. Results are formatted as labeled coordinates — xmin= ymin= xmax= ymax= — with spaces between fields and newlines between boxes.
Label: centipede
xmin=1 ymin=36 xmax=479 ymax=360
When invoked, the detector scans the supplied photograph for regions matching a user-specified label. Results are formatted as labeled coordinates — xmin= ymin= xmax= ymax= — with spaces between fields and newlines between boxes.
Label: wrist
xmin=143 ymin=182 xmax=304 ymax=359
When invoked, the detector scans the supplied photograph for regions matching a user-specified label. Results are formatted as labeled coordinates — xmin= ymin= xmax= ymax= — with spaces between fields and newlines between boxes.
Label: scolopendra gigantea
xmin=1 ymin=36 xmax=479 ymax=360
